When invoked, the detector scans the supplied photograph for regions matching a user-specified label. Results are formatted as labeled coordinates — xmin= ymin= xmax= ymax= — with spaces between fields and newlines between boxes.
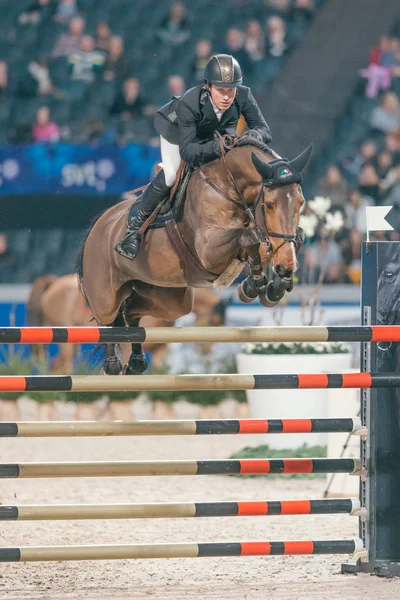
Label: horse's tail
xmin=75 ymin=208 xmax=111 ymax=311
xmin=27 ymin=275 xmax=57 ymax=327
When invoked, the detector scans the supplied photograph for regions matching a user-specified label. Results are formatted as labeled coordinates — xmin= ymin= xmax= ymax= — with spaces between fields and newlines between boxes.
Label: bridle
xmin=197 ymin=133 xmax=298 ymax=256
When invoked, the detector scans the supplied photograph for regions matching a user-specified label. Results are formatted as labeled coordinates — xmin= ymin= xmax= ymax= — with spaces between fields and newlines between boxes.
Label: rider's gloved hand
xmin=212 ymin=139 xmax=223 ymax=156
xmin=243 ymin=129 xmax=272 ymax=144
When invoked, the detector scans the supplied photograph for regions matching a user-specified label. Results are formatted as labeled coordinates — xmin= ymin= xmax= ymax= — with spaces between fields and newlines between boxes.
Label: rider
xmin=115 ymin=54 xmax=272 ymax=260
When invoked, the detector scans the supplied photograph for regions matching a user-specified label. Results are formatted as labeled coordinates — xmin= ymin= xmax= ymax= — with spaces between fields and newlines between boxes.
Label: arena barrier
xmin=0 ymin=498 xmax=362 ymax=521
xmin=2 ymin=241 xmax=400 ymax=576
xmin=1 ymin=324 xmax=400 ymax=344
xmin=0 ymin=417 xmax=365 ymax=437
xmin=0 ymin=372 xmax=399 ymax=392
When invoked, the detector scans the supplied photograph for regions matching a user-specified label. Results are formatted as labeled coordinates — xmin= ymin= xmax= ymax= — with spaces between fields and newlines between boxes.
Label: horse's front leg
xmin=258 ymin=227 xmax=304 ymax=307
xmin=237 ymin=243 xmax=269 ymax=304
xmin=237 ymin=242 xmax=293 ymax=308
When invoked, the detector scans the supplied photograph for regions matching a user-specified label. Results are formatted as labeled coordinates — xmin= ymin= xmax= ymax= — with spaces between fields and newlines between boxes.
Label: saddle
xmin=126 ymin=163 xmax=218 ymax=286
xmin=127 ymin=162 xmax=192 ymax=231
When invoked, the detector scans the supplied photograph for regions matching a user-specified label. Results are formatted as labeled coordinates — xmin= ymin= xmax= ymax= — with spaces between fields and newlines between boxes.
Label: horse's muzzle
xmin=275 ymin=264 xmax=293 ymax=279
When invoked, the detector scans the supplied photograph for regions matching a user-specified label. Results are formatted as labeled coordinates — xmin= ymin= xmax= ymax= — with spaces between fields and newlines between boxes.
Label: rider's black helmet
xmin=204 ymin=54 xmax=243 ymax=87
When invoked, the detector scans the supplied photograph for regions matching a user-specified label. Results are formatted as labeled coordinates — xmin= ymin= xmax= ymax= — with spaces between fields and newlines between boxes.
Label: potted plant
xmin=29 ymin=358 xmax=61 ymax=421
xmin=64 ymin=363 xmax=104 ymax=420
xmin=29 ymin=389 xmax=61 ymax=421
xmin=106 ymin=390 xmax=142 ymax=420
xmin=185 ymin=388 xmax=226 ymax=419
xmin=236 ymin=197 xmax=353 ymax=449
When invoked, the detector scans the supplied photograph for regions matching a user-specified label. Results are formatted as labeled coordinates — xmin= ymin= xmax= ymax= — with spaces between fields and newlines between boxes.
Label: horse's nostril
xmin=276 ymin=264 xmax=293 ymax=278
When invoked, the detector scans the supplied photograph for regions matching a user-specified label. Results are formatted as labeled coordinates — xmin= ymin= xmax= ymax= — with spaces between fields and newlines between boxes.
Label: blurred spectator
xmin=382 ymin=164 xmax=400 ymax=204
xmin=358 ymin=163 xmax=381 ymax=203
xmin=103 ymin=36 xmax=133 ymax=82
xmin=156 ymin=2 xmax=191 ymax=46
xmin=382 ymin=37 xmax=399 ymax=68
xmin=345 ymin=228 xmax=362 ymax=284
xmin=0 ymin=62 xmax=9 ymax=97
xmin=360 ymin=38 xmax=396 ymax=99
xmin=304 ymin=226 xmax=343 ymax=283
xmin=390 ymin=39 xmax=400 ymax=79
xmin=264 ymin=0 xmax=290 ymax=18
xmin=32 ymin=106 xmax=61 ymax=142
xmin=370 ymin=92 xmax=400 ymax=134
xmin=19 ymin=0 xmax=53 ymax=25
xmin=384 ymin=131 xmax=400 ymax=159
xmin=86 ymin=118 xmax=114 ymax=145
xmin=53 ymin=0 xmax=80 ymax=24
xmin=95 ymin=21 xmax=112 ymax=54
xmin=222 ymin=28 xmax=252 ymax=79
xmin=345 ymin=190 xmax=373 ymax=233
xmin=18 ymin=57 xmax=56 ymax=97
xmin=342 ymin=139 xmax=377 ymax=178
xmin=190 ymin=39 xmax=212 ymax=83
xmin=0 ymin=235 xmax=15 ymax=270
xmin=376 ymin=149 xmax=393 ymax=180
xmin=245 ymin=20 xmax=265 ymax=65
xmin=290 ymin=0 xmax=315 ymax=24
xmin=167 ymin=74 xmax=185 ymax=97
xmin=52 ymin=16 xmax=85 ymax=57
xmin=110 ymin=77 xmax=147 ymax=119
xmin=316 ymin=165 xmax=349 ymax=207
xmin=266 ymin=16 xmax=288 ymax=58
xmin=68 ymin=36 xmax=106 ymax=83
xmin=369 ymin=36 xmax=393 ymax=66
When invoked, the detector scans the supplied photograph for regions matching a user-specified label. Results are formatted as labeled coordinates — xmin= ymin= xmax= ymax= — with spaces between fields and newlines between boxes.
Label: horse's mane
xmin=227 ymin=135 xmax=277 ymax=161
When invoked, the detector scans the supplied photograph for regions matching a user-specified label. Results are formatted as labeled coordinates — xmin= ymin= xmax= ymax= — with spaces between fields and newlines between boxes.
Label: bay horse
xmin=77 ymin=137 xmax=312 ymax=375
xmin=27 ymin=273 xmax=228 ymax=373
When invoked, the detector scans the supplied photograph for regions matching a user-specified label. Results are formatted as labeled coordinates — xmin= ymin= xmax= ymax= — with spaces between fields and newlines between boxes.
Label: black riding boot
xmin=115 ymin=170 xmax=170 ymax=260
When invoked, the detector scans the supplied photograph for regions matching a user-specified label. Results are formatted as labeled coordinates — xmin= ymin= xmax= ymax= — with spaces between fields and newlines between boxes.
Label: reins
xmin=198 ymin=132 xmax=297 ymax=255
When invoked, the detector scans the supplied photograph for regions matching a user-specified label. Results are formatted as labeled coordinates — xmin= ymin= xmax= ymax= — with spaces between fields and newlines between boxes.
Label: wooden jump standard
xmin=0 ymin=539 xmax=366 ymax=562
xmin=1 ymin=325 xmax=400 ymax=344
xmin=0 ymin=372 xmax=399 ymax=392
xmin=0 ymin=498 xmax=362 ymax=521
xmin=0 ymin=417 xmax=365 ymax=437
xmin=0 ymin=458 xmax=361 ymax=478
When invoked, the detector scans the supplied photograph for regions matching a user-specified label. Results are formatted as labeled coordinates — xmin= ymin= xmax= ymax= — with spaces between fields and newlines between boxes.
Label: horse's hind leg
xmin=103 ymin=308 xmax=125 ymax=375
xmin=123 ymin=284 xmax=193 ymax=375
xmin=123 ymin=316 xmax=148 ymax=375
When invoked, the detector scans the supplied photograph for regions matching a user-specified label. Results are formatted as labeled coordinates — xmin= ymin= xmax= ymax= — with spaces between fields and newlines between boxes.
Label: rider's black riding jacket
xmin=154 ymin=84 xmax=272 ymax=167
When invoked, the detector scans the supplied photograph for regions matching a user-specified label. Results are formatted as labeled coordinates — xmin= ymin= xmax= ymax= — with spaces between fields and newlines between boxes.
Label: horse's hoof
xmin=124 ymin=353 xmax=148 ymax=375
xmin=237 ymin=281 xmax=256 ymax=304
xmin=259 ymin=290 xmax=284 ymax=307
xmin=259 ymin=280 xmax=286 ymax=308
xmin=104 ymin=356 xmax=123 ymax=375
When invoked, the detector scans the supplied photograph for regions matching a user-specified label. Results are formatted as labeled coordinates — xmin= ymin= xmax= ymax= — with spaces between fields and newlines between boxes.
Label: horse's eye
xmin=265 ymin=202 xmax=274 ymax=210
xmin=383 ymin=270 xmax=395 ymax=282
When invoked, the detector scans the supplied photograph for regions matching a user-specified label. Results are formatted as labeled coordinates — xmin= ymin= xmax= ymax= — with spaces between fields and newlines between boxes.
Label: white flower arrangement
xmin=242 ymin=341 xmax=351 ymax=355
xmin=299 ymin=196 xmax=344 ymax=239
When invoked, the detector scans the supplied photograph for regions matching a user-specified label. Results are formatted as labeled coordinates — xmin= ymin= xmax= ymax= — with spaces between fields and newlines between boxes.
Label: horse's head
xmin=251 ymin=145 xmax=312 ymax=280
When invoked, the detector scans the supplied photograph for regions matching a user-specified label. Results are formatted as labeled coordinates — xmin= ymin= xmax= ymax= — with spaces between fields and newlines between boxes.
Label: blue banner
xmin=0 ymin=143 xmax=161 ymax=195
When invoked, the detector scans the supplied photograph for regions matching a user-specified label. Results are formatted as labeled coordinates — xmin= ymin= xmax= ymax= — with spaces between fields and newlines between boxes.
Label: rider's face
xmin=210 ymin=85 xmax=236 ymax=111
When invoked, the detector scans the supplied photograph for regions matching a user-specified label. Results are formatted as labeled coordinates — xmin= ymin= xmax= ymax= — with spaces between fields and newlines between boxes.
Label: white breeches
xmin=160 ymin=136 xmax=181 ymax=186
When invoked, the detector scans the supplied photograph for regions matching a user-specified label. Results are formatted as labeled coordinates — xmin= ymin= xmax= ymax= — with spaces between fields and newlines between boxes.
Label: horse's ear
xmin=252 ymin=152 xmax=274 ymax=180
xmin=289 ymin=144 xmax=313 ymax=173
